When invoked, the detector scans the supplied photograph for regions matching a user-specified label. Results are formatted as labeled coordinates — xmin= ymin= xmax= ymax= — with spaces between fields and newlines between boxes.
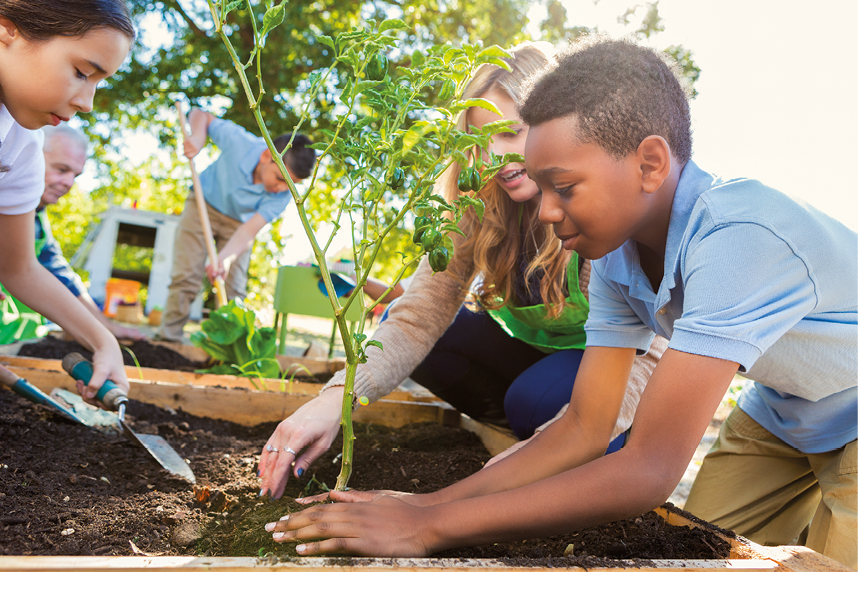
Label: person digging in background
xmin=156 ymin=108 xmax=316 ymax=342
xmin=0 ymin=123 xmax=145 ymax=343
xmin=264 ymin=36 xmax=857 ymax=570
xmin=257 ymin=41 xmax=665 ymax=502
xmin=0 ymin=0 xmax=133 ymax=400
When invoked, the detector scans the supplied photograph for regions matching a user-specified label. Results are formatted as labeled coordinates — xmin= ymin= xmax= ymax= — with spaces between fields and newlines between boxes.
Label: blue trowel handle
xmin=61 ymin=352 xmax=127 ymax=412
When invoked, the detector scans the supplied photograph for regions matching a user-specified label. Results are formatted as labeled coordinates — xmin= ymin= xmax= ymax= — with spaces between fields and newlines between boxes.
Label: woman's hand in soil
xmin=266 ymin=495 xmax=434 ymax=557
xmin=258 ymin=386 xmax=344 ymax=499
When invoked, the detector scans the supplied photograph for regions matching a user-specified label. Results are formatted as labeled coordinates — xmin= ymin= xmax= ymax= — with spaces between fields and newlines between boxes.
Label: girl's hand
xmin=266 ymin=495 xmax=435 ymax=557
xmin=258 ymin=386 xmax=345 ymax=500
xmin=75 ymin=339 xmax=129 ymax=404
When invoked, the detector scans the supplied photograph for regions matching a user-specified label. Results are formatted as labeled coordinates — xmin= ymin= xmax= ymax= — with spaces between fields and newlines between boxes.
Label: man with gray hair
xmin=0 ymin=124 xmax=144 ymax=343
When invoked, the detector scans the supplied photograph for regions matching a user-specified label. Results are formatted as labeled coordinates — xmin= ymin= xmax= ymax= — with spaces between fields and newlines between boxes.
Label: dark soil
xmin=16 ymin=336 xmax=324 ymax=383
xmin=0 ymin=386 xmax=733 ymax=564
xmin=18 ymin=337 xmax=209 ymax=372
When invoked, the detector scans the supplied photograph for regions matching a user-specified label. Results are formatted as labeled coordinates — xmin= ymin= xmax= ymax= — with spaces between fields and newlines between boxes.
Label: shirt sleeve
xmin=584 ymin=260 xmax=656 ymax=352
xmin=207 ymin=118 xmax=256 ymax=158
xmin=0 ymin=128 xmax=45 ymax=216
xmin=254 ymin=192 xmax=291 ymax=223
xmin=670 ymin=222 xmax=817 ymax=372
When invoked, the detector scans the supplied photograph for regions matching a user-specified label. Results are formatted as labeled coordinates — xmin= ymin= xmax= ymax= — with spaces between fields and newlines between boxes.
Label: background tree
xmin=52 ymin=0 xmax=699 ymax=318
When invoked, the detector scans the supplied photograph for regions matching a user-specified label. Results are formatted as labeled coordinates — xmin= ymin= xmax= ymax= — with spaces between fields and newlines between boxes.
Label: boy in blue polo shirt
xmin=158 ymin=109 xmax=316 ymax=341
xmin=262 ymin=36 xmax=856 ymax=570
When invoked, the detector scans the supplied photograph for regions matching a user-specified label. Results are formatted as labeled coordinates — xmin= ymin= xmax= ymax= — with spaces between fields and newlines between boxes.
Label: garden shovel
xmin=0 ymin=362 xmax=119 ymax=432
xmin=61 ymin=352 xmax=196 ymax=484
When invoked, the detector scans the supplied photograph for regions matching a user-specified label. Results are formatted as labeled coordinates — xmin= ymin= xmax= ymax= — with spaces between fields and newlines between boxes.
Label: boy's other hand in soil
xmin=266 ymin=495 xmax=435 ymax=557
xmin=295 ymin=488 xmax=422 ymax=506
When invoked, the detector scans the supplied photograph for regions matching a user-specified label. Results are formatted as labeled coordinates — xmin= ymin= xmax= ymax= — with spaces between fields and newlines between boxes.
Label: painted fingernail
xmin=257 ymin=470 xmax=261 ymax=478
xmin=297 ymin=468 xmax=304 ymax=477
xmin=265 ymin=522 xmax=275 ymax=532
xmin=273 ymin=533 xmax=285 ymax=541
xmin=279 ymin=515 xmax=288 ymax=521
xmin=258 ymin=489 xmax=266 ymax=497
xmin=296 ymin=544 xmax=306 ymax=553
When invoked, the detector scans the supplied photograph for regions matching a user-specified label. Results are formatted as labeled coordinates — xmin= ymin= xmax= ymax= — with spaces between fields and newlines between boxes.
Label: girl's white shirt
xmin=0 ymin=104 xmax=45 ymax=215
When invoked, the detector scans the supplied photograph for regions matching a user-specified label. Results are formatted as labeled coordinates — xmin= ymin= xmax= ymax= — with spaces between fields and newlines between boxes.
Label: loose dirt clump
xmin=0 ymin=386 xmax=732 ymax=563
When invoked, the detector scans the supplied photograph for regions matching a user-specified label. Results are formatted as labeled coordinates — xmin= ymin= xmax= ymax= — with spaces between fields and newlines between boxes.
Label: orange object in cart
xmin=103 ymin=278 xmax=140 ymax=317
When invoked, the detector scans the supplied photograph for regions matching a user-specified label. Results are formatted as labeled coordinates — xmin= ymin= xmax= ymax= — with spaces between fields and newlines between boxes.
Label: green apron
xmin=0 ymin=211 xmax=50 ymax=344
xmin=486 ymin=253 xmax=589 ymax=353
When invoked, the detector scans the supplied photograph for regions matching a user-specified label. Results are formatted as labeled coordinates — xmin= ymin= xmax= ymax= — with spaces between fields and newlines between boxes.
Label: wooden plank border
xmin=0 ymin=555 xmax=785 ymax=572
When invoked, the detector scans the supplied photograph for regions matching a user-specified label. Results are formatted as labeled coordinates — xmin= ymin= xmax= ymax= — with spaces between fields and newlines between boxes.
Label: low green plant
xmin=206 ymin=1 xmax=516 ymax=489
xmin=190 ymin=298 xmax=280 ymax=380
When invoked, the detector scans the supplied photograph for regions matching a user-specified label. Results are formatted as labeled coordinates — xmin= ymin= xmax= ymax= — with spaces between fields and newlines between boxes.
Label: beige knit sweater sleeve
xmin=321 ymin=255 xmax=468 ymax=401
xmin=323 ymin=258 xmax=666 ymax=440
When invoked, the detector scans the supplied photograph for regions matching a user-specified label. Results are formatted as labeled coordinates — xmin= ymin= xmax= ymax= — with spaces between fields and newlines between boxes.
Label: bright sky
xmin=83 ymin=0 xmax=857 ymax=268
xmin=532 ymin=0 xmax=858 ymax=229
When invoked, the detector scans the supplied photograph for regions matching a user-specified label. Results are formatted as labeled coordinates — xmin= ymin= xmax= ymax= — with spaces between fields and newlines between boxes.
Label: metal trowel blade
xmin=121 ymin=421 xmax=196 ymax=484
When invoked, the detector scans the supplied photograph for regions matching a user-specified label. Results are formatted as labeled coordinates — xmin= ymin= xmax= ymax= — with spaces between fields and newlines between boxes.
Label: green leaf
xmin=378 ymin=18 xmax=407 ymax=33
xmin=452 ymin=98 xmax=502 ymax=115
xmin=402 ymin=121 xmax=437 ymax=155
xmin=260 ymin=2 xmax=286 ymax=39
xmin=477 ymin=45 xmax=513 ymax=62
xmin=316 ymin=35 xmax=335 ymax=50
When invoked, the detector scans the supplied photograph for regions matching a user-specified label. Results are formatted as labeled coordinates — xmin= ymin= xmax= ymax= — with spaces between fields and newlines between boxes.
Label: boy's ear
xmin=636 ymin=136 xmax=672 ymax=194
xmin=0 ymin=17 xmax=20 ymax=46
xmin=259 ymin=148 xmax=272 ymax=163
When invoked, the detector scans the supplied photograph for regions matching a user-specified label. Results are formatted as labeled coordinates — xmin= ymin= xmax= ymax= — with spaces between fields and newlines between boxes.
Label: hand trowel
xmin=61 ymin=352 xmax=196 ymax=484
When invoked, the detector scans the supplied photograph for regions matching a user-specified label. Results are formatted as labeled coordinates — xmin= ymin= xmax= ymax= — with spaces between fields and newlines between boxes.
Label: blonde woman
xmin=258 ymin=42 xmax=666 ymax=500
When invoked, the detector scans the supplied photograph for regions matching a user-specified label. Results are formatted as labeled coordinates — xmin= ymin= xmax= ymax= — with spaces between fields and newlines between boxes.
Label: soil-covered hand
xmin=258 ymin=386 xmax=344 ymax=499
xmin=266 ymin=495 xmax=434 ymax=557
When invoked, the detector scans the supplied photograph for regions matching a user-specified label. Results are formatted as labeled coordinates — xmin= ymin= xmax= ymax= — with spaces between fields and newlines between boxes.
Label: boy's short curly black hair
xmin=519 ymin=36 xmax=692 ymax=165
xmin=273 ymin=133 xmax=316 ymax=180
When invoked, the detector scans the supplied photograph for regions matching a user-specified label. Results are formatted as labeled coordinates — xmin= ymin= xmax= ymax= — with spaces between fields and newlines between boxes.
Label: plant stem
xmin=334 ymin=359 xmax=358 ymax=490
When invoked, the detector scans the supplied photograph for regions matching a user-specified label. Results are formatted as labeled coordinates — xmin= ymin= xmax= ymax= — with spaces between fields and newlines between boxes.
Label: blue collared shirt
xmin=197 ymin=119 xmax=292 ymax=224
xmin=585 ymin=161 xmax=857 ymax=454
xmin=36 ymin=210 xmax=87 ymax=298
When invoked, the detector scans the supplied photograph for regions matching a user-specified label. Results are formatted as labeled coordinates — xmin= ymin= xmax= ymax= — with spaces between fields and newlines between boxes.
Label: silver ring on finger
xmin=266 ymin=444 xmax=279 ymax=453
xmin=282 ymin=447 xmax=297 ymax=456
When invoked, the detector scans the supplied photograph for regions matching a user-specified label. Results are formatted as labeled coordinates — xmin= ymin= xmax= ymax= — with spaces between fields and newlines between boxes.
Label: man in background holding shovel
xmin=156 ymin=108 xmax=315 ymax=342
xmin=0 ymin=124 xmax=145 ymax=344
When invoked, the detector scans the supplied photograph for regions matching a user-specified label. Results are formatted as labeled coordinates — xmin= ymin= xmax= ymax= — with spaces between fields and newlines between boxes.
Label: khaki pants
xmin=684 ymin=405 xmax=857 ymax=570
xmin=158 ymin=194 xmax=253 ymax=341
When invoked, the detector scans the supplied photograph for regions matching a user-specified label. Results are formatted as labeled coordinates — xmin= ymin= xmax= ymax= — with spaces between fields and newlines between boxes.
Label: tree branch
xmin=163 ymin=0 xmax=206 ymax=37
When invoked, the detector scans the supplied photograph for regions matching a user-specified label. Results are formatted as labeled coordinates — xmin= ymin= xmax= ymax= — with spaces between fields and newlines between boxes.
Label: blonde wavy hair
xmin=441 ymin=41 xmax=572 ymax=319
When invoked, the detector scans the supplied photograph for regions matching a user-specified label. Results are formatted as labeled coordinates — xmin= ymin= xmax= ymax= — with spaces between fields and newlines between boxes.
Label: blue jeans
xmin=388 ymin=303 xmax=627 ymax=450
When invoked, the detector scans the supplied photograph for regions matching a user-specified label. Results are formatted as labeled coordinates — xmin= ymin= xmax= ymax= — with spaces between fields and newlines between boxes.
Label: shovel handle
xmin=0 ymin=362 xmax=22 ymax=388
xmin=61 ymin=352 xmax=127 ymax=411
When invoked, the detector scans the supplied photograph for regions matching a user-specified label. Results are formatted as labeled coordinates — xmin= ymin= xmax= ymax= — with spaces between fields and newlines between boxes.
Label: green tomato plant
xmin=205 ymin=0 xmax=518 ymax=490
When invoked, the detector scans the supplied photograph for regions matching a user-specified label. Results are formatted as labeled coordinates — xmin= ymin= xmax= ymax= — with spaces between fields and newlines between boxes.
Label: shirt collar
xmin=662 ymin=160 xmax=718 ymax=291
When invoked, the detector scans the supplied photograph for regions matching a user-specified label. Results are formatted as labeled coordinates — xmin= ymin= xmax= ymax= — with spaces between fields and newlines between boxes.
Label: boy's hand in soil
xmin=258 ymin=386 xmax=344 ymax=499
xmin=295 ymin=488 xmax=424 ymax=506
xmin=266 ymin=495 xmax=435 ymax=557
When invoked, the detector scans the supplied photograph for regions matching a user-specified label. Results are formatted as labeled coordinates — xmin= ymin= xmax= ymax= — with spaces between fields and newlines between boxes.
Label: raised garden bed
xmin=0 ymin=366 xmax=848 ymax=572
xmin=1 ymin=334 xmax=347 ymax=380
